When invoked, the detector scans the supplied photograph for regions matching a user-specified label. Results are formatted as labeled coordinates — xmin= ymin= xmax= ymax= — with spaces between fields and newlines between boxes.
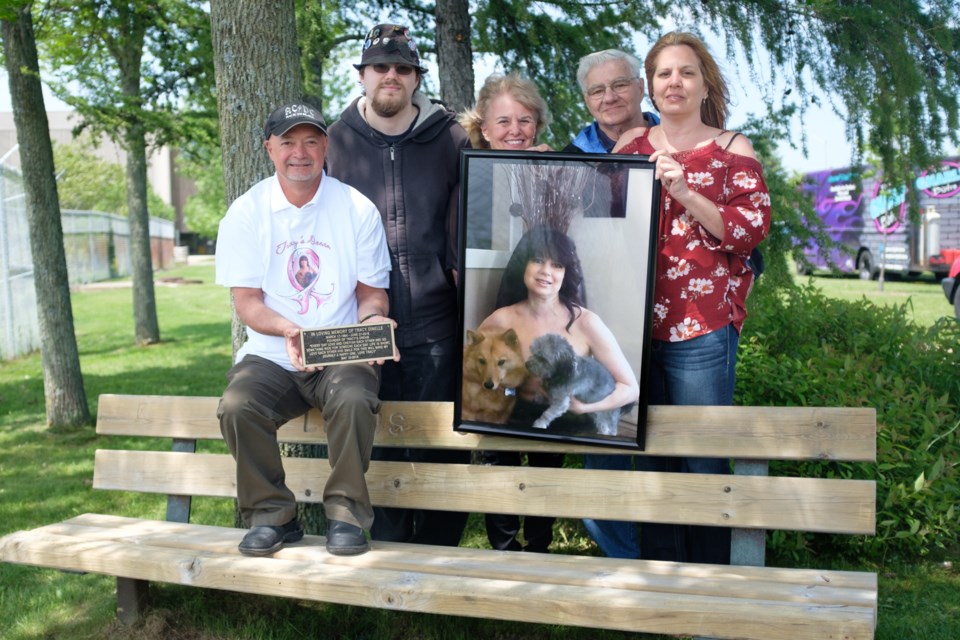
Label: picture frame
xmin=455 ymin=150 xmax=661 ymax=450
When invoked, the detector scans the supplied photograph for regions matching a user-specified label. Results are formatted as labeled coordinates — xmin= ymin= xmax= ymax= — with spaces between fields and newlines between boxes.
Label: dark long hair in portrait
xmin=494 ymin=226 xmax=587 ymax=331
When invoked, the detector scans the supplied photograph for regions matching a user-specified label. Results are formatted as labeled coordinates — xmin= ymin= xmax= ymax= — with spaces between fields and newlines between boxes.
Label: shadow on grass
xmin=73 ymin=320 xmax=230 ymax=360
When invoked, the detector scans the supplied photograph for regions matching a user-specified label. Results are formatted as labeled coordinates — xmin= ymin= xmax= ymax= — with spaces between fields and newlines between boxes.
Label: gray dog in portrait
xmin=525 ymin=333 xmax=623 ymax=436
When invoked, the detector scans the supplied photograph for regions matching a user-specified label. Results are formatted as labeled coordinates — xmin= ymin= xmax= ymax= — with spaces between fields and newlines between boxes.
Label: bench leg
xmin=166 ymin=438 xmax=197 ymax=524
xmin=730 ymin=459 xmax=769 ymax=567
xmin=731 ymin=528 xmax=767 ymax=567
xmin=116 ymin=577 xmax=149 ymax=625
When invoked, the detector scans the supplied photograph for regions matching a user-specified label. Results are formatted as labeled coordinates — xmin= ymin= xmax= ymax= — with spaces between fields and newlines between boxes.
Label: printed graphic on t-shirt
xmin=285 ymin=247 xmax=334 ymax=314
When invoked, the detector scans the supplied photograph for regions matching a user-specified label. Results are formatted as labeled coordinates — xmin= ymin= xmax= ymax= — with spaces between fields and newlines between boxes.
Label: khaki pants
xmin=218 ymin=355 xmax=380 ymax=529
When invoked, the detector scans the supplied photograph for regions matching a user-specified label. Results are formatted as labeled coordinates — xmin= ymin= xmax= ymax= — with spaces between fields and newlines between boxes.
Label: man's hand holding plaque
xmin=289 ymin=313 xmax=398 ymax=371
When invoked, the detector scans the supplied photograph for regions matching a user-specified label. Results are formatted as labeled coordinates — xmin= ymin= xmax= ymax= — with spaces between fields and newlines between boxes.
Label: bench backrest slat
xmin=93 ymin=450 xmax=876 ymax=534
xmin=96 ymin=395 xmax=876 ymax=461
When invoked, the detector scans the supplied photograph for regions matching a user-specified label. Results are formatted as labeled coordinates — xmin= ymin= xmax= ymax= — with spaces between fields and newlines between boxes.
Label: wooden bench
xmin=0 ymin=394 xmax=878 ymax=640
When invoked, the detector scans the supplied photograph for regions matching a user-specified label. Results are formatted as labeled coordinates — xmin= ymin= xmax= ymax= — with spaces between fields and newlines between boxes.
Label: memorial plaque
xmin=300 ymin=322 xmax=396 ymax=367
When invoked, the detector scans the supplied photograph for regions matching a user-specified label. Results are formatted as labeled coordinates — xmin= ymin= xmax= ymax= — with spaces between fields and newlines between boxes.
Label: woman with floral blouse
xmin=583 ymin=31 xmax=772 ymax=565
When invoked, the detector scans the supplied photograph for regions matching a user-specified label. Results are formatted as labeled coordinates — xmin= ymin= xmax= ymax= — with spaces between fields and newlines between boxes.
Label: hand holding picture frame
xmin=455 ymin=150 xmax=660 ymax=450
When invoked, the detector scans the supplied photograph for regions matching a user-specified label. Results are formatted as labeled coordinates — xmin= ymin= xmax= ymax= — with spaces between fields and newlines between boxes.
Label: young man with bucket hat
xmin=326 ymin=24 xmax=470 ymax=547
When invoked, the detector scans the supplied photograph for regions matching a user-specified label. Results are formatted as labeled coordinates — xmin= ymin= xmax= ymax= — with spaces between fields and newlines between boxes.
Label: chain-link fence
xmin=1 ymin=155 xmax=176 ymax=360
xmin=0 ymin=160 xmax=38 ymax=360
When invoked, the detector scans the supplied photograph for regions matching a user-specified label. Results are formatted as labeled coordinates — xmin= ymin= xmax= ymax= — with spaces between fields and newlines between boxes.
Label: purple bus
xmin=799 ymin=158 xmax=960 ymax=279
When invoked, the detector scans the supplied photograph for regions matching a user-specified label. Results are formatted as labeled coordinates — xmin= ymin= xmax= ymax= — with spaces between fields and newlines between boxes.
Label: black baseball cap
xmin=263 ymin=102 xmax=327 ymax=139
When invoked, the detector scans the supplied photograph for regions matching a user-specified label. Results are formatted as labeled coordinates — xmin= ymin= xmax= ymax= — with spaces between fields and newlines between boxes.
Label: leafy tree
xmin=52 ymin=140 xmax=127 ymax=214
xmin=176 ymin=143 xmax=225 ymax=241
xmin=467 ymin=1 xmax=960 ymax=178
xmin=1 ymin=0 xmax=91 ymax=428
xmin=470 ymin=0 xmax=659 ymax=147
xmin=53 ymin=140 xmax=175 ymax=220
xmin=296 ymin=0 xmax=361 ymax=112
xmin=34 ymin=0 xmax=215 ymax=345
xmin=736 ymin=105 xmax=835 ymax=290
xmin=673 ymin=1 xmax=959 ymax=196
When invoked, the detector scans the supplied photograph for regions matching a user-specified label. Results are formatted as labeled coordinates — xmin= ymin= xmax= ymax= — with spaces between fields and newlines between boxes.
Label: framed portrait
xmin=455 ymin=150 xmax=661 ymax=450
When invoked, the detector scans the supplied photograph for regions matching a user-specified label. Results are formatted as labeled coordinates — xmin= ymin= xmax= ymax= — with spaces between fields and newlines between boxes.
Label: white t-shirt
xmin=215 ymin=172 xmax=390 ymax=370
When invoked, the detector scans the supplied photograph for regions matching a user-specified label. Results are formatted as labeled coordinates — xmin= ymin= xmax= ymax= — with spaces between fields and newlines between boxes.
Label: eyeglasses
xmin=586 ymin=77 xmax=639 ymax=101
xmin=370 ymin=63 xmax=416 ymax=76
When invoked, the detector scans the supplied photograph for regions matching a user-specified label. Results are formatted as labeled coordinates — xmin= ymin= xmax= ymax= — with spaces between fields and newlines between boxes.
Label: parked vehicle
xmin=799 ymin=158 xmax=960 ymax=279
xmin=942 ymin=254 xmax=960 ymax=320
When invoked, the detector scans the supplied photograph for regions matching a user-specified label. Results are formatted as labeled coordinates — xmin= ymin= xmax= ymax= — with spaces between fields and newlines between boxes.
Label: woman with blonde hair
xmin=459 ymin=73 xmax=551 ymax=151
xmin=583 ymin=31 xmax=772 ymax=564
xmin=460 ymin=74 xmax=569 ymax=553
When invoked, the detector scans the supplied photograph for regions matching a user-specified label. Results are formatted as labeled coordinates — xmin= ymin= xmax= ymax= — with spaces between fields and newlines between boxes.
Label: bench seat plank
xmin=31 ymin=514 xmax=879 ymax=606
xmin=0 ymin=515 xmax=877 ymax=640
xmin=95 ymin=394 xmax=876 ymax=461
xmin=93 ymin=450 xmax=876 ymax=534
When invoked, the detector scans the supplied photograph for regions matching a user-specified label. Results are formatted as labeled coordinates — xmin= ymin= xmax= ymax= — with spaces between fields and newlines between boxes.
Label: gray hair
xmin=575 ymin=49 xmax=643 ymax=92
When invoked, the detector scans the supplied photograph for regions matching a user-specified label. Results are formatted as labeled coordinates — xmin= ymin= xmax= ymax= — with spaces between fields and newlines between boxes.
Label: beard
xmin=369 ymin=83 xmax=408 ymax=118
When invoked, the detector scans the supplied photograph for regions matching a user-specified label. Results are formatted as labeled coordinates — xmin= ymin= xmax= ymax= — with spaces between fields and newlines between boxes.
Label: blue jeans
xmin=583 ymin=325 xmax=738 ymax=562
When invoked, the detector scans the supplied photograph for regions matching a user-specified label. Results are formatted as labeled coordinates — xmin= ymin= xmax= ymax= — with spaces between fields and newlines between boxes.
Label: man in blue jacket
xmin=564 ymin=49 xmax=659 ymax=153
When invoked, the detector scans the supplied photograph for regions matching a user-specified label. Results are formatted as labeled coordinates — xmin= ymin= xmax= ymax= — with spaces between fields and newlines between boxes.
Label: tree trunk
xmin=116 ymin=4 xmax=159 ymax=345
xmin=210 ymin=0 xmax=301 ymax=363
xmin=210 ymin=0 xmax=301 ymax=207
xmin=2 ymin=6 xmax=91 ymax=428
xmin=125 ymin=122 xmax=160 ymax=344
xmin=435 ymin=0 xmax=474 ymax=112
xmin=210 ymin=0 xmax=326 ymax=534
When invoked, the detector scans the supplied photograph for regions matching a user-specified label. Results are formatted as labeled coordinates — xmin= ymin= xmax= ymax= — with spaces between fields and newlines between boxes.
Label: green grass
xmin=795 ymin=270 xmax=954 ymax=328
xmin=1 ymin=262 xmax=958 ymax=639
xmin=877 ymin=562 xmax=960 ymax=638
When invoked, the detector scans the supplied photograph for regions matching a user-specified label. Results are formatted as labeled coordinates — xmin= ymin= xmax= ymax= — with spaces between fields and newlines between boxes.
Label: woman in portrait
xmin=294 ymin=255 xmax=316 ymax=288
xmin=475 ymin=226 xmax=639 ymax=552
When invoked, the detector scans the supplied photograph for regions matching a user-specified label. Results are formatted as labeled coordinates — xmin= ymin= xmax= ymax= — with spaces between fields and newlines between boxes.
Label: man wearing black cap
xmin=326 ymin=23 xmax=470 ymax=547
xmin=215 ymin=101 xmax=394 ymax=557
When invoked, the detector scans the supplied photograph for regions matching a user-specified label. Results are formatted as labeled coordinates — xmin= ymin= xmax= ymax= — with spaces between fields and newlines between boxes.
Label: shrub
xmin=737 ymin=282 xmax=960 ymax=563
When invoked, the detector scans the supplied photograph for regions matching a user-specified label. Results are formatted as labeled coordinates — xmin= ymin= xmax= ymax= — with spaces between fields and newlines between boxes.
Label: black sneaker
xmin=238 ymin=518 xmax=304 ymax=557
xmin=326 ymin=519 xmax=369 ymax=556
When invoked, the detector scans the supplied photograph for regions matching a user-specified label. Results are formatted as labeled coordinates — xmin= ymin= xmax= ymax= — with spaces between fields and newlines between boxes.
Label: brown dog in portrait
xmin=461 ymin=328 xmax=528 ymax=423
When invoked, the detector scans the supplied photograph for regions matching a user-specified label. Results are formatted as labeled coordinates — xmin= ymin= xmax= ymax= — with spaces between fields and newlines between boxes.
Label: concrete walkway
xmin=71 ymin=254 xmax=214 ymax=291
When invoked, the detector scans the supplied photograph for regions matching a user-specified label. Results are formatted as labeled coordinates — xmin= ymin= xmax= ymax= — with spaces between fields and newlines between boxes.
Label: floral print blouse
xmin=619 ymin=129 xmax=771 ymax=342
